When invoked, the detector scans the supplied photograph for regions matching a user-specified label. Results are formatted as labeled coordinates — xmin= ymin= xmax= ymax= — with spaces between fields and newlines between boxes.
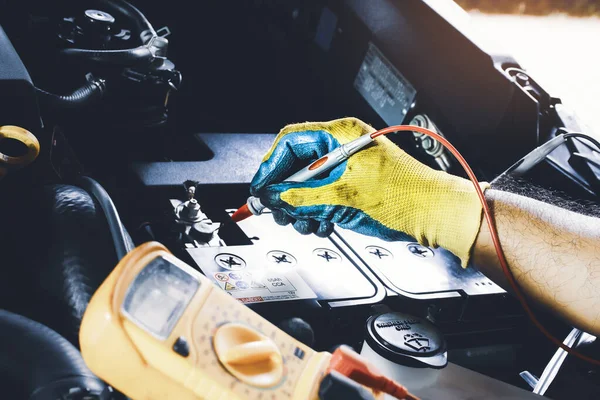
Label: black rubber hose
xmin=0 ymin=310 xmax=108 ymax=400
xmin=0 ymin=184 xmax=134 ymax=347
xmin=60 ymin=45 xmax=154 ymax=65
xmin=78 ymin=176 xmax=133 ymax=261
xmin=36 ymin=78 xmax=106 ymax=110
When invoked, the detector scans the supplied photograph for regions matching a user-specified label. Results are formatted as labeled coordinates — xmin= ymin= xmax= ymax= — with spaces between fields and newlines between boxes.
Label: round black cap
xmin=365 ymin=312 xmax=447 ymax=369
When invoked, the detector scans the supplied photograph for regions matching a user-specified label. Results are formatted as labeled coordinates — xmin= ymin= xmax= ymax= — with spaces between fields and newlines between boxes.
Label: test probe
xmin=231 ymin=133 xmax=375 ymax=222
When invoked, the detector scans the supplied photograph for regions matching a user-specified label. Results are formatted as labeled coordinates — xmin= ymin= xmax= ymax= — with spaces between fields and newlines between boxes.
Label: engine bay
xmin=1 ymin=1 xmax=600 ymax=399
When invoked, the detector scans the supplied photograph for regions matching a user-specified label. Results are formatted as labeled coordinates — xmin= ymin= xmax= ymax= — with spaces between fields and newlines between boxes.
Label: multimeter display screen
xmin=122 ymin=257 xmax=199 ymax=340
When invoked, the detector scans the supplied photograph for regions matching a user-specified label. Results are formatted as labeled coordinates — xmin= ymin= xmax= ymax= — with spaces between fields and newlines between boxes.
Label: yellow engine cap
xmin=0 ymin=125 xmax=40 ymax=167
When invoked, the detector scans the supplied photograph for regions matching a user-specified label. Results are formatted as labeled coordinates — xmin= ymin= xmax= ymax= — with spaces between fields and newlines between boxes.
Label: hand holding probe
xmin=231 ymin=133 xmax=375 ymax=222
xmin=234 ymin=120 xmax=600 ymax=367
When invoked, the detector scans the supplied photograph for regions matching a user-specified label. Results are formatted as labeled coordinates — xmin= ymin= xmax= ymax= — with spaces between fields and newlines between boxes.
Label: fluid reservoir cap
xmin=84 ymin=10 xmax=116 ymax=25
xmin=365 ymin=312 xmax=447 ymax=369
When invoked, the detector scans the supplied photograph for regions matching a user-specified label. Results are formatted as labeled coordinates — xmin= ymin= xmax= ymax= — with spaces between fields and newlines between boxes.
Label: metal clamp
xmin=520 ymin=328 xmax=596 ymax=396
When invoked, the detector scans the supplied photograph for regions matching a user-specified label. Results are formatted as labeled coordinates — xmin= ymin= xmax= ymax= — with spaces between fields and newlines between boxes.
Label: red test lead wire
xmin=327 ymin=346 xmax=419 ymax=400
xmin=371 ymin=125 xmax=600 ymax=367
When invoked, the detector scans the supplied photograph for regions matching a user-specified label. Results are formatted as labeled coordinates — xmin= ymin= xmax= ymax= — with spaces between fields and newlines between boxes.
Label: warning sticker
xmin=236 ymin=281 xmax=250 ymax=290
xmin=238 ymin=297 xmax=264 ymax=304
xmin=214 ymin=269 xmax=316 ymax=304
xmin=214 ymin=272 xmax=229 ymax=282
xmin=229 ymin=272 xmax=243 ymax=280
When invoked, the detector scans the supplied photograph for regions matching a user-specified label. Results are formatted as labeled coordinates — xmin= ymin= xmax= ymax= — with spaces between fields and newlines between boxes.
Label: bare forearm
xmin=473 ymin=189 xmax=600 ymax=335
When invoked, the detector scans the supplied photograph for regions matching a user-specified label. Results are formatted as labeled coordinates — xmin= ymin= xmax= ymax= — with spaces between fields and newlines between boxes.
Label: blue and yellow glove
xmin=250 ymin=118 xmax=489 ymax=266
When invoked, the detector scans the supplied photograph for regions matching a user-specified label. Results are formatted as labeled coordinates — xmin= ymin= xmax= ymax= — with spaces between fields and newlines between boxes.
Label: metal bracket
xmin=520 ymin=328 xmax=596 ymax=396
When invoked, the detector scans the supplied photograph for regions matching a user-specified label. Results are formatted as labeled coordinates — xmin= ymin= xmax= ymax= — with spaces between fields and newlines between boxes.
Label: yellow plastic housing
xmin=79 ymin=242 xmax=332 ymax=400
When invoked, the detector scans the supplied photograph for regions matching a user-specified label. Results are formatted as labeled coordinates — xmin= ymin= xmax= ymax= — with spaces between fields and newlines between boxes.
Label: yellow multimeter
xmin=79 ymin=242 xmax=333 ymax=400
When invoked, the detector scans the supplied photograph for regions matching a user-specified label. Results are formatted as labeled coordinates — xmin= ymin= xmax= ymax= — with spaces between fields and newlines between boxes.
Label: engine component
xmin=172 ymin=182 xmax=224 ymax=247
xmin=175 ymin=185 xmax=205 ymax=223
xmin=0 ymin=25 xmax=40 ymax=132
xmin=36 ymin=73 xmax=106 ymax=111
xmin=59 ymin=9 xmax=121 ymax=52
xmin=0 ymin=125 xmax=40 ymax=179
xmin=0 ymin=184 xmax=133 ymax=346
xmin=59 ymin=9 xmax=125 ymax=55
xmin=57 ymin=0 xmax=160 ymax=65
xmin=318 ymin=371 xmax=378 ymax=400
xmin=278 ymin=317 xmax=316 ymax=347
xmin=55 ymin=0 xmax=180 ymax=127
xmin=78 ymin=176 xmax=133 ymax=261
xmin=409 ymin=114 xmax=451 ymax=171
xmin=0 ymin=309 xmax=109 ymax=400
xmin=520 ymin=328 xmax=596 ymax=395
xmin=21 ymin=0 xmax=181 ymax=131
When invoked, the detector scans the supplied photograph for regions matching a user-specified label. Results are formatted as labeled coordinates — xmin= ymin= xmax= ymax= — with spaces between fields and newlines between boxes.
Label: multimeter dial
xmin=213 ymin=322 xmax=284 ymax=388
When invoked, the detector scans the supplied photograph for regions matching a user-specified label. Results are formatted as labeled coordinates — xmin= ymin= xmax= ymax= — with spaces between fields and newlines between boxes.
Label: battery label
xmin=213 ymin=269 xmax=316 ymax=304
xmin=354 ymin=42 xmax=416 ymax=125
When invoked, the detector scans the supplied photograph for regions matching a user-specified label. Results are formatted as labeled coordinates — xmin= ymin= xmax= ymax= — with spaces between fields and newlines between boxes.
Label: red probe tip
xmin=231 ymin=204 xmax=253 ymax=223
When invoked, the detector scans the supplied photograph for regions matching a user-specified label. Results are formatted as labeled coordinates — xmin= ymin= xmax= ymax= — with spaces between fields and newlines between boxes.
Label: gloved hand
xmin=250 ymin=118 xmax=489 ymax=266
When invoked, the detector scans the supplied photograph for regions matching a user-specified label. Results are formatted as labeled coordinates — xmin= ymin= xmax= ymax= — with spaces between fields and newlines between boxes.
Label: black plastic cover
xmin=319 ymin=371 xmax=376 ymax=400
xmin=0 ymin=24 xmax=40 ymax=131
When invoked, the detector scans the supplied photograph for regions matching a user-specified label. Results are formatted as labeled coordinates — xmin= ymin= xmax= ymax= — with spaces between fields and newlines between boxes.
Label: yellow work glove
xmin=250 ymin=118 xmax=489 ymax=266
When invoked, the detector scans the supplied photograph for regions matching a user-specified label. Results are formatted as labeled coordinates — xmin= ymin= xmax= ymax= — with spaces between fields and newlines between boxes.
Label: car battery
xmin=180 ymin=204 xmax=512 ymax=323
xmin=130 ymin=132 xmax=522 ymax=349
